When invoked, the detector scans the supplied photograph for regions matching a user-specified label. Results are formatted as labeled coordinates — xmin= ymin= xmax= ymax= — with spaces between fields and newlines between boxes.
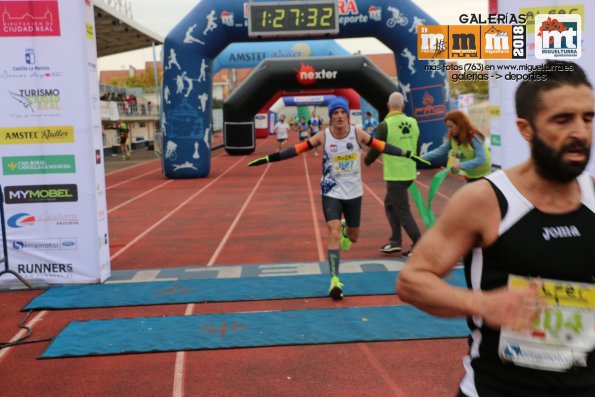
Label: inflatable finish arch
xmin=162 ymin=0 xmax=446 ymax=178
xmin=223 ymin=55 xmax=391 ymax=155
xmin=210 ymin=40 xmax=352 ymax=139
xmin=258 ymin=88 xmax=360 ymax=137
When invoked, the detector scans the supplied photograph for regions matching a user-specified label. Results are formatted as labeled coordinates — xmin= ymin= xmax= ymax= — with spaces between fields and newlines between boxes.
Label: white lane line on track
xmin=172 ymin=303 xmax=195 ymax=397
xmin=358 ymin=344 xmax=407 ymax=396
xmin=109 ymin=156 xmax=246 ymax=262
xmin=107 ymin=167 xmax=162 ymax=190
xmin=108 ymin=180 xmax=174 ymax=214
xmin=174 ymin=148 xmax=273 ymax=396
xmin=106 ymin=149 xmax=227 ymax=189
xmin=206 ymin=162 xmax=271 ymax=266
xmin=106 ymin=158 xmax=160 ymax=176
xmin=303 ymin=154 xmax=325 ymax=261
xmin=363 ymin=182 xmax=385 ymax=206
xmin=0 ymin=310 xmax=47 ymax=364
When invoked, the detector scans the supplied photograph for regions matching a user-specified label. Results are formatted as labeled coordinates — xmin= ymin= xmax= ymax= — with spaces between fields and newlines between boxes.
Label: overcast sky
xmin=97 ymin=0 xmax=488 ymax=70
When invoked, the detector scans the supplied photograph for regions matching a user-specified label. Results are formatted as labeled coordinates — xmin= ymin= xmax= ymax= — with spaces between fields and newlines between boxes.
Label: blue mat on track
xmin=40 ymin=305 xmax=468 ymax=358
xmin=24 ymin=269 xmax=466 ymax=310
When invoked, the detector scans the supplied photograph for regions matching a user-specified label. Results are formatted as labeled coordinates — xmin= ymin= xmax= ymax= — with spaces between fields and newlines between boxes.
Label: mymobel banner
xmin=0 ymin=0 xmax=110 ymax=285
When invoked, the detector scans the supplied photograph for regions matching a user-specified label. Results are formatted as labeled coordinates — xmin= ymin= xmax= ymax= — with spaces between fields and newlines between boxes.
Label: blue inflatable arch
xmin=162 ymin=0 xmax=446 ymax=178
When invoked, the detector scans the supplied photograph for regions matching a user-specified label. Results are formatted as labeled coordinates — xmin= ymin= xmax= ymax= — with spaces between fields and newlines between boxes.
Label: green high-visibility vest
xmin=117 ymin=122 xmax=129 ymax=137
xmin=382 ymin=113 xmax=419 ymax=181
xmin=447 ymin=133 xmax=492 ymax=179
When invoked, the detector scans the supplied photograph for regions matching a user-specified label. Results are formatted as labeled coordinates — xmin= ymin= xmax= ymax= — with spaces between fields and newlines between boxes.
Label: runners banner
xmin=0 ymin=1 xmax=110 ymax=285
xmin=410 ymin=168 xmax=451 ymax=228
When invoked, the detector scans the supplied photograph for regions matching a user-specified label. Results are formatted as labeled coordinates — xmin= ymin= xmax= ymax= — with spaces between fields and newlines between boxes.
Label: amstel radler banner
xmin=0 ymin=0 xmax=110 ymax=284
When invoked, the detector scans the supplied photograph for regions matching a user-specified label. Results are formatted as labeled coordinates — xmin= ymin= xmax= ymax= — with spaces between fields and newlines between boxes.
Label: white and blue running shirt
xmin=321 ymin=125 xmax=362 ymax=200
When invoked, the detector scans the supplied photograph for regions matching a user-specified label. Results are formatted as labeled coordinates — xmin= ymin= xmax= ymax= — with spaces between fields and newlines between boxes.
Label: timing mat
xmin=25 ymin=269 xmax=466 ymax=310
xmin=41 ymin=304 xmax=468 ymax=358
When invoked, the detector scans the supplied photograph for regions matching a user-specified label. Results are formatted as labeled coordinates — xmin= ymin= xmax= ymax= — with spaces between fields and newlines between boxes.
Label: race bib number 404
xmin=499 ymin=275 xmax=595 ymax=372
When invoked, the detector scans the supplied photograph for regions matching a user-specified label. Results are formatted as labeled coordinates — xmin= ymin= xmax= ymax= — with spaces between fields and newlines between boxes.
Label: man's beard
xmin=531 ymin=132 xmax=590 ymax=182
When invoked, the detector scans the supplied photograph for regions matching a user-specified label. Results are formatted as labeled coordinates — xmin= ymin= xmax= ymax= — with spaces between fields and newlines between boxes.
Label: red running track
xmin=0 ymin=134 xmax=468 ymax=397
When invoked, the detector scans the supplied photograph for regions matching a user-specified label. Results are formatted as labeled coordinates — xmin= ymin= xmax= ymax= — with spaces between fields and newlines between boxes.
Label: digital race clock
xmin=248 ymin=0 xmax=339 ymax=37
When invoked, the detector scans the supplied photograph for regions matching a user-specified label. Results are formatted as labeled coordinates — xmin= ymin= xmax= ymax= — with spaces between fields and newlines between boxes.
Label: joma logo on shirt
xmin=542 ymin=225 xmax=581 ymax=241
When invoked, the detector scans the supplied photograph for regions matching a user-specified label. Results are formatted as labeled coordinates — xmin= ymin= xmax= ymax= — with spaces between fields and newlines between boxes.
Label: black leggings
xmin=321 ymin=195 xmax=362 ymax=227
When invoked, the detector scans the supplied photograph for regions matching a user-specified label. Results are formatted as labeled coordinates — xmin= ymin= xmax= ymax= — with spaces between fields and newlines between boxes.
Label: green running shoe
xmin=340 ymin=220 xmax=351 ymax=251
xmin=328 ymin=276 xmax=344 ymax=300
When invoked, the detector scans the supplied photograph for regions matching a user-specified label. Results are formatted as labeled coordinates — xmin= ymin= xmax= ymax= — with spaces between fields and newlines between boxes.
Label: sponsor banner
xmin=254 ymin=114 xmax=267 ymax=129
xmin=487 ymin=0 xmax=594 ymax=175
xmin=2 ymin=154 xmax=76 ymax=175
xmin=9 ymin=238 xmax=78 ymax=251
xmin=220 ymin=10 xmax=234 ymax=27
xmin=295 ymin=96 xmax=324 ymax=103
xmin=418 ymin=24 xmax=527 ymax=60
xmin=4 ymin=184 xmax=78 ymax=204
xmin=295 ymin=63 xmax=339 ymax=86
xmin=0 ymin=1 xmax=110 ymax=285
xmin=337 ymin=0 xmax=383 ymax=27
xmin=6 ymin=211 xmax=79 ymax=228
xmin=84 ymin=0 xmax=111 ymax=283
xmin=212 ymin=41 xmax=350 ymax=73
xmin=521 ymin=5 xmax=584 ymax=33
xmin=8 ymin=87 xmax=61 ymax=117
xmin=534 ymin=14 xmax=581 ymax=59
xmin=409 ymin=85 xmax=447 ymax=123
xmin=0 ymin=126 xmax=74 ymax=144
xmin=0 ymin=0 xmax=61 ymax=37
xmin=14 ymin=262 xmax=74 ymax=280
xmin=85 ymin=21 xmax=94 ymax=40
xmin=1 ymin=47 xmax=64 ymax=82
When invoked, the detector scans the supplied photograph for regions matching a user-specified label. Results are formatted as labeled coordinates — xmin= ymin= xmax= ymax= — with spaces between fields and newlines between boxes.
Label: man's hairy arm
xmin=397 ymin=180 xmax=542 ymax=330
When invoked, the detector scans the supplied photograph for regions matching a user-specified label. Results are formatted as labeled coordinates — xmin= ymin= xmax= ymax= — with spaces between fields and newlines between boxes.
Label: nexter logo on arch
xmin=534 ymin=14 xmax=581 ymax=59
xmin=296 ymin=63 xmax=338 ymax=86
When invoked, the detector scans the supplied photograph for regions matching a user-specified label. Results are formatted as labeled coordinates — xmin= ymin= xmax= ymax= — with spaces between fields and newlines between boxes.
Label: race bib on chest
xmin=499 ymin=275 xmax=595 ymax=372
xmin=332 ymin=153 xmax=360 ymax=178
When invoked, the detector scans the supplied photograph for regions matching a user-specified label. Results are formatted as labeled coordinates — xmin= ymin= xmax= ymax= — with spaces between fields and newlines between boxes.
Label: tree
xmin=212 ymin=98 xmax=223 ymax=109
xmin=448 ymin=72 xmax=488 ymax=100
xmin=111 ymin=65 xmax=163 ymax=91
